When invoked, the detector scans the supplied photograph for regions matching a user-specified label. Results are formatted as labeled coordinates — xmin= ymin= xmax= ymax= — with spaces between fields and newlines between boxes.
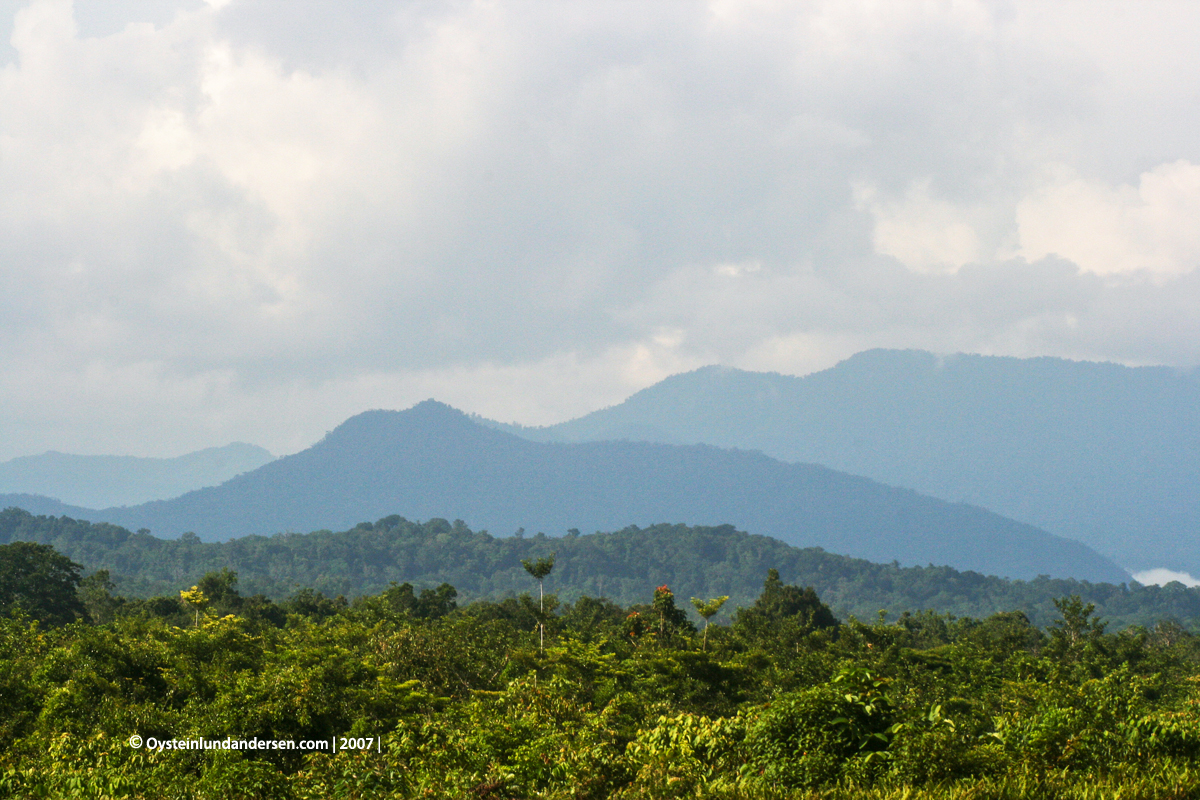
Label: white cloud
xmin=2 ymin=0 xmax=1200 ymax=457
xmin=1016 ymin=161 xmax=1200 ymax=278
xmin=854 ymin=180 xmax=988 ymax=274
xmin=854 ymin=158 xmax=1200 ymax=280
xmin=1132 ymin=568 xmax=1200 ymax=589
xmin=0 ymin=337 xmax=707 ymax=457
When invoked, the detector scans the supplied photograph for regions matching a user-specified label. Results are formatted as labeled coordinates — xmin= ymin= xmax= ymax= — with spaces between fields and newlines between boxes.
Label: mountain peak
xmin=330 ymin=400 xmax=469 ymax=430
xmin=11 ymin=384 xmax=1129 ymax=581
xmin=521 ymin=349 xmax=1200 ymax=576
xmin=318 ymin=401 xmax=510 ymax=455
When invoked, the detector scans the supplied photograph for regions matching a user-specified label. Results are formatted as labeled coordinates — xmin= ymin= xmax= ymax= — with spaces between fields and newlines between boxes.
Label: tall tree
xmin=651 ymin=585 xmax=695 ymax=640
xmin=734 ymin=569 xmax=838 ymax=645
xmin=179 ymin=585 xmax=209 ymax=628
xmin=691 ymin=595 xmax=730 ymax=650
xmin=521 ymin=553 xmax=555 ymax=652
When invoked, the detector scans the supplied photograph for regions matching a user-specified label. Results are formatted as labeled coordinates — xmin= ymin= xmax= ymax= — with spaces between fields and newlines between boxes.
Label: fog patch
xmin=1132 ymin=568 xmax=1200 ymax=588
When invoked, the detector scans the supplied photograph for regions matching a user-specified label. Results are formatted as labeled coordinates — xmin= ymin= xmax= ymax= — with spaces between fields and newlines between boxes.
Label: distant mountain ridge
xmin=490 ymin=349 xmax=1200 ymax=575
xmin=2 ymin=401 xmax=1126 ymax=582
xmin=0 ymin=443 xmax=274 ymax=507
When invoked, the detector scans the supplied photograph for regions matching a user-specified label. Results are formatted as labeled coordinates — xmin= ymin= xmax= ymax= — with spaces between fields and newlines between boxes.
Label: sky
xmin=2 ymin=0 xmax=1200 ymax=460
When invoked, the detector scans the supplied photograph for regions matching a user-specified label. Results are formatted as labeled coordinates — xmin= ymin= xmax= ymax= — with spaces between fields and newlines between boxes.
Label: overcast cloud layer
xmin=2 ymin=0 xmax=1199 ymax=459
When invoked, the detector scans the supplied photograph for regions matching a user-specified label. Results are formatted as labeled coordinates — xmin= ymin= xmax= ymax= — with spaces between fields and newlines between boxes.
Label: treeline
xmin=3 ymin=507 xmax=1199 ymax=628
xmin=4 ymin=537 xmax=1200 ymax=798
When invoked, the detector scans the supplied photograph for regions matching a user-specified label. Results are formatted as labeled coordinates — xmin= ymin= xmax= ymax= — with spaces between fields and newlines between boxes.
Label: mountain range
xmin=0 ymin=443 xmax=274 ymax=508
xmin=490 ymin=349 xmax=1200 ymax=576
xmin=0 ymin=400 xmax=1125 ymax=582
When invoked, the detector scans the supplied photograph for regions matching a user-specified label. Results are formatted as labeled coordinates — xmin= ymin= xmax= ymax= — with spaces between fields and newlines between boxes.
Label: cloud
xmin=0 ymin=339 xmax=705 ymax=457
xmin=854 ymin=180 xmax=990 ymax=274
xmin=1132 ymin=568 xmax=1200 ymax=589
xmin=1016 ymin=161 xmax=1200 ymax=278
xmin=2 ymin=0 xmax=1200 ymax=457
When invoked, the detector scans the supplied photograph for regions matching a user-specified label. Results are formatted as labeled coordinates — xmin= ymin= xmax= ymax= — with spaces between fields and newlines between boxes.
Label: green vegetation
xmin=4 ymin=508 xmax=1200 ymax=629
xmin=3 ymin=538 xmax=1200 ymax=799
xmin=0 ymin=540 xmax=85 ymax=625
xmin=690 ymin=594 xmax=729 ymax=650
xmin=523 ymin=553 xmax=556 ymax=653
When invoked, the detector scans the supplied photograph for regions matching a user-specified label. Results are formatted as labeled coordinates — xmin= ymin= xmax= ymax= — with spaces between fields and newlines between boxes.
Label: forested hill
xmin=3 ymin=401 xmax=1126 ymax=582
xmin=492 ymin=350 xmax=1200 ymax=576
xmin=2 ymin=508 xmax=1195 ymax=628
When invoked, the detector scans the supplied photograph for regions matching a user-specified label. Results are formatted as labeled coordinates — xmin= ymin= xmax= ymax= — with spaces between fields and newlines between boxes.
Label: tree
xmin=1051 ymin=595 xmax=1107 ymax=645
xmin=1047 ymin=594 xmax=1108 ymax=667
xmin=651 ymin=585 xmax=694 ymax=640
xmin=0 ymin=542 xmax=85 ymax=626
xmin=196 ymin=568 xmax=242 ymax=614
xmin=78 ymin=569 xmax=121 ymax=625
xmin=381 ymin=581 xmax=458 ymax=619
xmin=179 ymin=585 xmax=209 ymax=627
xmin=734 ymin=569 xmax=838 ymax=646
xmin=956 ymin=610 xmax=1043 ymax=655
xmin=522 ymin=553 xmax=555 ymax=652
xmin=691 ymin=595 xmax=729 ymax=650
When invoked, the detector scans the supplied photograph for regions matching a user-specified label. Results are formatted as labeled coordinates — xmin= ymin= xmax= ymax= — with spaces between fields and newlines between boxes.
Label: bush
xmin=744 ymin=684 xmax=871 ymax=789
xmin=616 ymin=712 xmax=746 ymax=798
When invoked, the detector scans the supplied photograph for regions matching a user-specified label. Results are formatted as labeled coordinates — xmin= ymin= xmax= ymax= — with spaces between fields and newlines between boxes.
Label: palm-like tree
xmin=521 ymin=553 xmax=555 ymax=653
xmin=690 ymin=595 xmax=729 ymax=650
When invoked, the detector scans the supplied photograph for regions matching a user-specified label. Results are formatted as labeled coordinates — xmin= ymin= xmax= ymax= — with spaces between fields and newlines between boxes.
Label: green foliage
xmin=79 ymin=569 xmax=122 ymax=625
xmin=10 ymin=508 xmax=1200 ymax=628
xmin=371 ymin=581 xmax=458 ymax=620
xmin=648 ymin=584 xmax=694 ymax=639
xmin=691 ymin=595 xmax=729 ymax=620
xmin=734 ymin=569 xmax=839 ymax=659
xmin=7 ymin=538 xmax=1200 ymax=797
xmin=692 ymin=594 xmax=729 ymax=650
xmin=522 ymin=553 xmax=556 ymax=582
xmin=617 ymin=712 xmax=746 ymax=798
xmin=745 ymin=683 xmax=867 ymax=788
xmin=0 ymin=540 xmax=85 ymax=625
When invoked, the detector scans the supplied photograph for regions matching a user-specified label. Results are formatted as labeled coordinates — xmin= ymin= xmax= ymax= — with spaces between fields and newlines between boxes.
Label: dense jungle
xmin=4 ymin=537 xmax=1200 ymax=799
